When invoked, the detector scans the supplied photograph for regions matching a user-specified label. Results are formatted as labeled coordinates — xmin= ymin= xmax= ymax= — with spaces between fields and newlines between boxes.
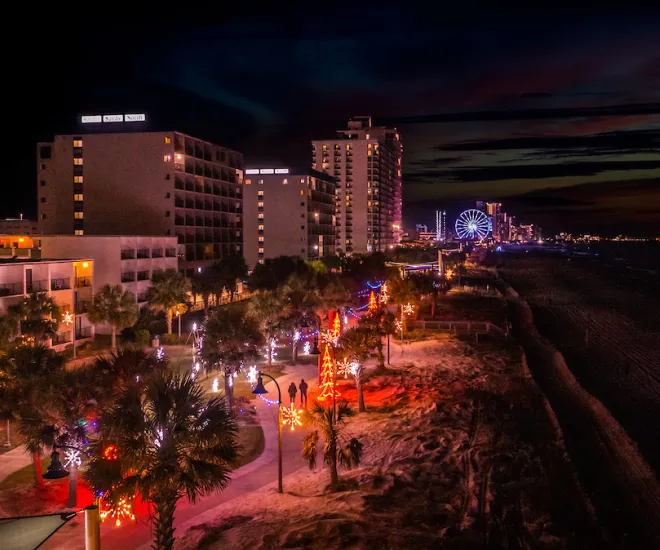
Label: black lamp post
xmin=252 ymin=373 xmax=283 ymax=493
xmin=43 ymin=443 xmax=84 ymax=508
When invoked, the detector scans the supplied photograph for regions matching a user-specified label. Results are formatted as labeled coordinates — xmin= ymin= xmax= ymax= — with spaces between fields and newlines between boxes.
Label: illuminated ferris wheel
xmin=455 ymin=209 xmax=491 ymax=240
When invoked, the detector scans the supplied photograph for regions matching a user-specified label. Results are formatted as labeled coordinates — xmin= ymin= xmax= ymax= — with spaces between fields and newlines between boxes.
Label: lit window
xmin=164 ymin=155 xmax=172 ymax=162
xmin=258 ymin=259 xmax=264 ymax=264
xmin=73 ymin=139 xmax=83 ymax=147
xmin=74 ymin=176 xmax=83 ymax=183
xmin=300 ymin=190 xmax=304 ymax=195
xmin=282 ymin=179 xmax=288 ymax=184
xmin=75 ymin=229 xmax=84 ymax=236
xmin=258 ymin=201 xmax=264 ymax=208
xmin=258 ymin=247 xmax=264 ymax=254
xmin=258 ymin=224 xmax=264 ymax=231
xmin=74 ymin=212 xmax=84 ymax=219
xmin=258 ymin=179 xmax=263 ymax=184
xmin=164 ymin=136 xmax=171 ymax=144
xmin=300 ymin=178 xmax=305 ymax=184
xmin=258 ymin=213 xmax=264 ymax=219
xmin=257 ymin=190 xmax=264 ymax=197
xmin=245 ymin=179 xmax=251 ymax=185
xmin=258 ymin=236 xmax=264 ymax=242
xmin=74 ymin=194 xmax=83 ymax=201
xmin=368 ymin=143 xmax=372 ymax=149
xmin=73 ymin=158 xmax=83 ymax=165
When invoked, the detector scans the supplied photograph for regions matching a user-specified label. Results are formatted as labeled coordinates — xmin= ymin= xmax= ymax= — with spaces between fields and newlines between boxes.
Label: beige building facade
xmin=312 ymin=116 xmax=402 ymax=254
xmin=242 ymin=168 xmax=336 ymax=268
xmin=37 ymin=131 xmax=243 ymax=275
xmin=0 ymin=258 xmax=94 ymax=350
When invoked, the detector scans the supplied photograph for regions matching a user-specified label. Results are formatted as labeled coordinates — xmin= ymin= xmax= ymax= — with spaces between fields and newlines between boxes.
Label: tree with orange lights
xmin=367 ymin=290 xmax=378 ymax=314
xmin=317 ymin=345 xmax=340 ymax=402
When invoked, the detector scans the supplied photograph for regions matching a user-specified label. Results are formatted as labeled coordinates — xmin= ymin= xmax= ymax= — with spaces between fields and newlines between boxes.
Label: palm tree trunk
xmin=329 ymin=445 xmax=339 ymax=492
xmin=268 ymin=337 xmax=273 ymax=367
xmin=431 ymin=297 xmax=436 ymax=319
xmin=33 ymin=452 xmax=44 ymax=489
xmin=224 ymin=374 xmax=233 ymax=411
xmin=166 ymin=310 xmax=173 ymax=334
xmin=292 ymin=342 xmax=298 ymax=365
xmin=356 ymin=370 xmax=366 ymax=413
xmin=68 ymin=463 xmax=77 ymax=508
xmin=203 ymin=295 xmax=209 ymax=318
xmin=153 ymin=495 xmax=178 ymax=550
xmin=111 ymin=327 xmax=117 ymax=353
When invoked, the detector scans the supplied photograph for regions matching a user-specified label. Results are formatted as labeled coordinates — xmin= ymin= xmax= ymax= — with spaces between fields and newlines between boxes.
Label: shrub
xmin=160 ymin=333 xmax=180 ymax=346
xmin=134 ymin=329 xmax=151 ymax=346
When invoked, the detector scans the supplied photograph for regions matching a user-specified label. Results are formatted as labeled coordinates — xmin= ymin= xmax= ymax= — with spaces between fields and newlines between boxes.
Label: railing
xmin=121 ymin=272 xmax=136 ymax=283
xmin=52 ymin=333 xmax=72 ymax=345
xmin=51 ymin=278 xmax=71 ymax=291
xmin=75 ymin=276 xmax=92 ymax=288
xmin=75 ymin=301 xmax=90 ymax=313
xmin=137 ymin=249 xmax=150 ymax=259
xmin=0 ymin=282 xmax=24 ymax=296
xmin=121 ymin=250 xmax=135 ymax=260
xmin=137 ymin=271 xmax=150 ymax=281
xmin=76 ymin=327 xmax=93 ymax=339
xmin=27 ymin=279 xmax=49 ymax=292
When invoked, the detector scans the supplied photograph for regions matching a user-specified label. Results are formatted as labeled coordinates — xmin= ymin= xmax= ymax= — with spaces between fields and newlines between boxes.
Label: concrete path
xmin=41 ymin=362 xmax=319 ymax=550
xmin=0 ymin=447 xmax=33 ymax=485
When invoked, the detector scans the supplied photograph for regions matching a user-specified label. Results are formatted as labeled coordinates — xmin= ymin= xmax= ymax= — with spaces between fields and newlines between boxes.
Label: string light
xmin=100 ymin=496 xmax=135 ymax=527
xmin=212 ymin=378 xmax=219 ymax=393
xmin=247 ymin=365 xmax=258 ymax=385
xmin=228 ymin=375 xmax=233 ymax=388
xmin=303 ymin=341 xmax=311 ymax=355
xmin=317 ymin=346 xmax=341 ymax=401
xmin=103 ymin=445 xmax=118 ymax=461
xmin=366 ymin=280 xmax=385 ymax=290
xmin=379 ymin=282 xmax=389 ymax=304
xmin=156 ymin=347 xmax=165 ymax=360
xmin=280 ymin=403 xmax=303 ymax=431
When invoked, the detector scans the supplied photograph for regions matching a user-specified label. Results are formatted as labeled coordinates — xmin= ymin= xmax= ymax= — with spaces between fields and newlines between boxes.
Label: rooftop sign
xmin=81 ymin=113 xmax=146 ymax=124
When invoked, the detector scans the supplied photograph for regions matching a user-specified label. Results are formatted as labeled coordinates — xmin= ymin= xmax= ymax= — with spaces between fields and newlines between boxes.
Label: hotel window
xmin=74 ymin=194 xmax=83 ymax=201
xmin=258 ymin=247 xmax=264 ymax=254
xmin=300 ymin=178 xmax=305 ymax=184
xmin=258 ymin=179 xmax=263 ymax=184
xmin=258 ymin=213 xmax=264 ymax=219
xmin=258 ymin=224 xmax=264 ymax=231
xmin=74 ymin=176 xmax=83 ymax=183
xmin=164 ymin=136 xmax=171 ymax=144
xmin=75 ymin=229 xmax=84 ymax=236
xmin=164 ymin=155 xmax=172 ymax=162
xmin=73 ymin=158 xmax=83 ymax=165
xmin=258 ymin=236 xmax=264 ymax=242
xmin=282 ymin=179 xmax=288 ymax=184
xmin=74 ymin=212 xmax=84 ymax=219
xmin=245 ymin=179 xmax=251 ymax=185
xmin=73 ymin=139 xmax=83 ymax=147
xmin=258 ymin=201 xmax=264 ymax=208
xmin=258 ymin=259 xmax=264 ymax=264
xmin=257 ymin=190 xmax=264 ymax=197
xmin=300 ymin=190 xmax=304 ymax=195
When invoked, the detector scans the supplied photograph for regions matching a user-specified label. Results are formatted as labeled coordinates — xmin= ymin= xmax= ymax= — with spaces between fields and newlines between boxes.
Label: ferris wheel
xmin=455 ymin=209 xmax=491 ymax=240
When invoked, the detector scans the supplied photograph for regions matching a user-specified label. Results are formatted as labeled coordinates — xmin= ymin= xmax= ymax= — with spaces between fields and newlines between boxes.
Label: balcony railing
xmin=26 ymin=279 xmax=49 ymax=293
xmin=121 ymin=272 xmax=136 ymax=283
xmin=0 ymin=282 xmax=24 ymax=296
xmin=137 ymin=271 xmax=150 ymax=281
xmin=76 ymin=327 xmax=93 ymax=339
xmin=52 ymin=333 xmax=72 ymax=345
xmin=137 ymin=249 xmax=150 ymax=259
xmin=75 ymin=276 xmax=92 ymax=288
xmin=121 ymin=250 xmax=135 ymax=260
xmin=75 ymin=301 xmax=90 ymax=314
xmin=51 ymin=278 xmax=71 ymax=291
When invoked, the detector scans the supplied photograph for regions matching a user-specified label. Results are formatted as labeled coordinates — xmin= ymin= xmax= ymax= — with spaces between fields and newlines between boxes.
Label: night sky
xmin=7 ymin=8 xmax=660 ymax=236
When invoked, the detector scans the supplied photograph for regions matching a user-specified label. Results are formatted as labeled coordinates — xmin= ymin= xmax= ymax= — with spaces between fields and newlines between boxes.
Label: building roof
xmin=0 ymin=258 xmax=92 ymax=265
xmin=244 ymin=166 xmax=336 ymax=184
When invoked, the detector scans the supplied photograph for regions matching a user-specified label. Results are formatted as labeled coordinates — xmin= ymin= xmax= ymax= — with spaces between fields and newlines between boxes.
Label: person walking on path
xmin=288 ymin=382 xmax=297 ymax=406
xmin=299 ymin=379 xmax=308 ymax=408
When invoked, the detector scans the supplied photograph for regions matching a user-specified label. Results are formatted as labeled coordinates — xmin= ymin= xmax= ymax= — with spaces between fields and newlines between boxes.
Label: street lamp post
xmin=43 ymin=443 xmax=84 ymax=508
xmin=252 ymin=373 xmax=283 ymax=493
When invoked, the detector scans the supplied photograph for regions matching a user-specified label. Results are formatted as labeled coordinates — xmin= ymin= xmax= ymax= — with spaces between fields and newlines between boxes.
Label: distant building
xmin=415 ymin=224 xmax=428 ymax=233
xmin=435 ymin=210 xmax=447 ymax=241
xmin=242 ymin=167 xmax=336 ymax=268
xmin=312 ymin=116 xmax=402 ymax=254
xmin=0 ymin=257 xmax=95 ymax=350
xmin=515 ymin=224 xmax=542 ymax=242
xmin=0 ymin=217 xmax=39 ymax=235
xmin=417 ymin=231 xmax=436 ymax=241
xmin=37 ymin=127 xmax=243 ymax=275
xmin=39 ymin=235 xmax=178 ymax=306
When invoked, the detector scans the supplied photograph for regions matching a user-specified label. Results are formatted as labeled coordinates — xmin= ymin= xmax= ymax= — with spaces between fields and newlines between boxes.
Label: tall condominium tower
xmin=435 ymin=210 xmax=447 ymax=241
xmin=38 ymin=123 xmax=243 ymax=275
xmin=312 ymin=116 xmax=402 ymax=254
xmin=242 ymin=166 xmax=336 ymax=268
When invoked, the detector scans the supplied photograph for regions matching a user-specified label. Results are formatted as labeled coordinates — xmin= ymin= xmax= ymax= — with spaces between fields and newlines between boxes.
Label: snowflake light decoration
xmin=337 ymin=358 xmax=358 ymax=379
xmin=280 ymin=404 xmax=303 ymax=432
xmin=379 ymin=283 xmax=389 ymax=304
xmin=212 ymin=378 xmax=219 ymax=393
xmin=395 ymin=319 xmax=403 ymax=332
xmin=62 ymin=311 xmax=74 ymax=326
xmin=303 ymin=341 xmax=311 ymax=355
xmin=321 ymin=330 xmax=338 ymax=348
xmin=64 ymin=448 xmax=82 ymax=468
xmin=156 ymin=347 xmax=165 ymax=360
xmin=403 ymin=303 xmax=415 ymax=316
xmin=246 ymin=365 xmax=258 ymax=385
xmin=292 ymin=330 xmax=301 ymax=344
xmin=100 ymin=495 xmax=135 ymax=527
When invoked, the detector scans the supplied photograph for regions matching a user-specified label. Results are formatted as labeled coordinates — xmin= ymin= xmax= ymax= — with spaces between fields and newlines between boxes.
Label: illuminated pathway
xmin=42 ymin=364 xmax=319 ymax=550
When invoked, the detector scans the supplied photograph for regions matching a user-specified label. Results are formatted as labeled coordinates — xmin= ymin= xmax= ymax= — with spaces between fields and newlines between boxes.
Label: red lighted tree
xmin=317 ymin=345 xmax=340 ymax=402
xmin=367 ymin=291 xmax=378 ymax=314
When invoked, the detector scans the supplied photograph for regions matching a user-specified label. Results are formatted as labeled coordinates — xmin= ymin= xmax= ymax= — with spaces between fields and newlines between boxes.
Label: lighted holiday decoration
xmin=303 ymin=341 xmax=311 ymax=355
xmin=280 ymin=403 xmax=303 ymax=431
xmin=321 ymin=330 xmax=338 ymax=348
xmin=264 ymin=338 xmax=278 ymax=362
xmin=64 ymin=448 xmax=82 ymax=468
xmin=317 ymin=345 xmax=341 ymax=401
xmin=455 ymin=208 xmax=491 ymax=240
xmin=212 ymin=378 xmax=219 ymax=393
xmin=228 ymin=374 xmax=233 ymax=388
xmin=394 ymin=319 xmax=403 ymax=333
xmin=332 ymin=313 xmax=341 ymax=339
xmin=379 ymin=282 xmax=389 ymax=305
xmin=156 ymin=347 xmax=165 ymax=361
xmin=100 ymin=496 xmax=136 ymax=527
xmin=246 ymin=365 xmax=258 ymax=385
xmin=337 ymin=358 xmax=358 ymax=379
xmin=103 ymin=445 xmax=118 ymax=461
xmin=61 ymin=310 xmax=74 ymax=326
xmin=403 ymin=303 xmax=415 ymax=316
xmin=368 ymin=291 xmax=378 ymax=313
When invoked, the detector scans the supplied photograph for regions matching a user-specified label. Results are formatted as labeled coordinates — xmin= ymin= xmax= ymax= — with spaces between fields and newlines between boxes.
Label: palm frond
xmin=302 ymin=431 xmax=319 ymax=470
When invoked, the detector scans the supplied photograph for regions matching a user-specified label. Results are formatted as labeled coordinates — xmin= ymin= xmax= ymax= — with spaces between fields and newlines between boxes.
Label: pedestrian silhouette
xmin=299 ymin=379 xmax=308 ymax=408
xmin=288 ymin=382 xmax=297 ymax=406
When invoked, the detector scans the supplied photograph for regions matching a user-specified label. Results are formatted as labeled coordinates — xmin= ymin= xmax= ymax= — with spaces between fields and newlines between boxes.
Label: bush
xmin=134 ymin=329 xmax=151 ymax=346
xmin=160 ymin=333 xmax=181 ymax=346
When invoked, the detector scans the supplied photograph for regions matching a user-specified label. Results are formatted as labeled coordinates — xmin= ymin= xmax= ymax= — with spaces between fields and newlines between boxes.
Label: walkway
xmin=41 ymin=362 xmax=319 ymax=550
xmin=0 ymin=447 xmax=33 ymax=485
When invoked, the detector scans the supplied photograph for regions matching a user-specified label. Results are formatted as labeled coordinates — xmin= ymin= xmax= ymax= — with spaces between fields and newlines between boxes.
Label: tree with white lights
xmin=338 ymin=327 xmax=379 ymax=412
xmin=247 ymin=290 xmax=290 ymax=367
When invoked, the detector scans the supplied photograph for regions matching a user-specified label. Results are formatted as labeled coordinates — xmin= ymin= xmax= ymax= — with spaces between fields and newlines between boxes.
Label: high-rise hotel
xmin=312 ymin=117 xmax=402 ymax=254
xmin=37 ymin=117 xmax=243 ymax=275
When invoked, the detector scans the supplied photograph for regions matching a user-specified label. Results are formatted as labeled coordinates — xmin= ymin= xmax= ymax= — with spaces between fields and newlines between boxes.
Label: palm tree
xmin=302 ymin=400 xmax=363 ymax=492
xmin=88 ymin=285 xmax=139 ymax=352
xmin=85 ymin=372 xmax=239 ymax=550
xmin=148 ymin=270 xmax=191 ymax=334
xmin=247 ymin=290 xmax=290 ymax=367
xmin=0 ymin=310 xmax=20 ymax=346
xmin=282 ymin=273 xmax=320 ymax=364
xmin=358 ymin=309 xmax=397 ymax=370
xmin=14 ymin=292 xmax=60 ymax=344
xmin=316 ymin=278 xmax=349 ymax=327
xmin=213 ymin=254 xmax=248 ymax=302
xmin=0 ymin=345 xmax=65 ymax=488
xmin=201 ymin=305 xmax=262 ymax=410
xmin=338 ymin=327 xmax=378 ymax=412
xmin=94 ymin=347 xmax=161 ymax=393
